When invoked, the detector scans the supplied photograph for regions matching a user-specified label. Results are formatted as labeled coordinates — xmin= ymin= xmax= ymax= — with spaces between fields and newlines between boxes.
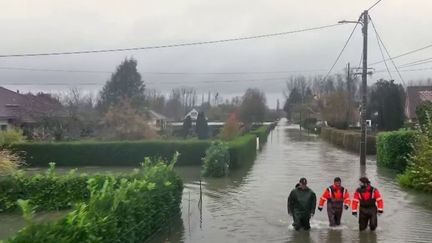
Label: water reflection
xmin=150 ymin=121 xmax=432 ymax=243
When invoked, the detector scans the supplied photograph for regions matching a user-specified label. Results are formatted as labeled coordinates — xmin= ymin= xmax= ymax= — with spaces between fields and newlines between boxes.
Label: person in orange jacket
xmin=317 ymin=177 xmax=350 ymax=227
xmin=351 ymin=177 xmax=384 ymax=231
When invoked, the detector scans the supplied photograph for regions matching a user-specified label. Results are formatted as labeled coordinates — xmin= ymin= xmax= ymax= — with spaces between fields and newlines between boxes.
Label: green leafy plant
xmin=398 ymin=119 xmax=432 ymax=192
xmin=202 ymin=142 xmax=230 ymax=177
xmin=0 ymin=128 xmax=26 ymax=146
xmin=8 ymin=158 xmax=183 ymax=243
xmin=376 ymin=130 xmax=416 ymax=171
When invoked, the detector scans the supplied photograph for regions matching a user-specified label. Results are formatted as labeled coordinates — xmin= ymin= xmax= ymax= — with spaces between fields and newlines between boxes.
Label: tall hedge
xmin=11 ymin=140 xmax=211 ymax=167
xmin=229 ymin=134 xmax=257 ymax=169
xmin=377 ymin=130 xmax=416 ymax=171
xmin=320 ymin=127 xmax=376 ymax=154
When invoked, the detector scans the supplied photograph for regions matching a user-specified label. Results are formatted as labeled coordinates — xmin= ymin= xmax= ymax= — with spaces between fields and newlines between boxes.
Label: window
xmin=0 ymin=125 xmax=7 ymax=131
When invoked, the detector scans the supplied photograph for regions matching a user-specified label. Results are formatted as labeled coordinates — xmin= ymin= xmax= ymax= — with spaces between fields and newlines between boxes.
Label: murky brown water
xmin=150 ymin=121 xmax=432 ymax=243
xmin=2 ymin=121 xmax=432 ymax=242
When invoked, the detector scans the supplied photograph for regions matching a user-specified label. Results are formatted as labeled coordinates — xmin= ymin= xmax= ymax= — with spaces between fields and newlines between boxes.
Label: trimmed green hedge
xmin=11 ymin=126 xmax=274 ymax=168
xmin=12 ymin=140 xmax=211 ymax=167
xmin=7 ymin=161 xmax=183 ymax=242
xmin=249 ymin=123 xmax=275 ymax=144
xmin=320 ymin=127 xmax=376 ymax=154
xmin=229 ymin=134 xmax=257 ymax=169
xmin=376 ymin=130 xmax=416 ymax=171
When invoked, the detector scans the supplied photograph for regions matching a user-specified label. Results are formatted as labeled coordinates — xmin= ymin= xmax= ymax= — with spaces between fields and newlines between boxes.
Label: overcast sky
xmin=0 ymin=0 xmax=431 ymax=107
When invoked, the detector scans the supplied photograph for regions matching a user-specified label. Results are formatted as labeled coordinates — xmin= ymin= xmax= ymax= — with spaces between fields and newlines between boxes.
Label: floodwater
xmin=150 ymin=120 xmax=432 ymax=243
xmin=2 ymin=120 xmax=432 ymax=242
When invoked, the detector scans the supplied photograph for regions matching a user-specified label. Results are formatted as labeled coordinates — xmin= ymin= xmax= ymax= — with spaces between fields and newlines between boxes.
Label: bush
xmin=202 ymin=142 xmax=230 ymax=177
xmin=1 ymin=163 xmax=98 ymax=212
xmin=397 ymin=120 xmax=432 ymax=192
xmin=376 ymin=130 xmax=416 ymax=171
xmin=0 ymin=149 xmax=23 ymax=176
xmin=0 ymin=128 xmax=26 ymax=146
xmin=416 ymin=101 xmax=432 ymax=128
xmin=320 ymin=127 xmax=376 ymax=154
xmin=8 ymin=160 xmax=183 ymax=242
xmin=219 ymin=113 xmax=241 ymax=141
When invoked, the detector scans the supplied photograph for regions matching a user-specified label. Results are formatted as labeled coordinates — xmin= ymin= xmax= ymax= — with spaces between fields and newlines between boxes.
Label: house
xmin=185 ymin=108 xmax=199 ymax=121
xmin=405 ymin=86 xmax=432 ymax=122
xmin=147 ymin=110 xmax=167 ymax=131
xmin=0 ymin=86 xmax=65 ymax=131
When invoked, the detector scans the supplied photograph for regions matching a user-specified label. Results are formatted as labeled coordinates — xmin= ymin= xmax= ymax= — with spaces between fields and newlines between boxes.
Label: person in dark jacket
xmin=287 ymin=178 xmax=317 ymax=231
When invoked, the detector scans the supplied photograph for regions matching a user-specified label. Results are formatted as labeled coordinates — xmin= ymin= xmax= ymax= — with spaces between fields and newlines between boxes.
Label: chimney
xmin=16 ymin=90 xmax=20 ymax=94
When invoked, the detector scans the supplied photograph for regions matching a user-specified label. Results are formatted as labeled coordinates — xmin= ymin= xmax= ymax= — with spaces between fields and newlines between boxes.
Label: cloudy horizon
xmin=1 ymin=0 xmax=432 ymax=107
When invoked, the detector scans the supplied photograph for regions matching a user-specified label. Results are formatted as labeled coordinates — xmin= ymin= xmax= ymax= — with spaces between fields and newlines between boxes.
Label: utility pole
xmin=360 ymin=10 xmax=369 ymax=165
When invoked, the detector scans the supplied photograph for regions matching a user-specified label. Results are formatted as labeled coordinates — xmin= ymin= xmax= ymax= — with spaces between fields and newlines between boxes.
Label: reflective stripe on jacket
xmin=318 ymin=185 xmax=350 ymax=208
xmin=351 ymin=185 xmax=383 ymax=213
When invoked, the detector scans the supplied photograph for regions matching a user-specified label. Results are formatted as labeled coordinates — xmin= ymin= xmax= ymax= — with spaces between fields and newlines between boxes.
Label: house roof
xmin=405 ymin=86 xmax=432 ymax=119
xmin=185 ymin=108 xmax=199 ymax=120
xmin=148 ymin=110 xmax=167 ymax=120
xmin=0 ymin=86 xmax=65 ymax=122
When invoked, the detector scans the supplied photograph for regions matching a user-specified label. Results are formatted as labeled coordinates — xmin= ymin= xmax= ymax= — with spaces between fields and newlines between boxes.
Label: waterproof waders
xmin=288 ymin=187 xmax=316 ymax=231
xmin=352 ymin=185 xmax=384 ymax=231
xmin=318 ymin=185 xmax=350 ymax=227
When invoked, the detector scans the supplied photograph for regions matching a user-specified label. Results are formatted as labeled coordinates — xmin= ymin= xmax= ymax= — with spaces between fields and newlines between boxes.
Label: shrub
xmin=0 ymin=128 xmax=26 ymax=146
xmin=416 ymin=101 xmax=432 ymax=128
xmin=0 ymin=149 xmax=23 ymax=176
xmin=397 ymin=120 xmax=432 ymax=192
xmin=219 ymin=112 xmax=241 ymax=141
xmin=202 ymin=142 xmax=230 ymax=177
xmin=101 ymin=99 xmax=158 ymax=140
xmin=196 ymin=111 xmax=209 ymax=139
xmin=8 ymin=159 xmax=183 ymax=242
xmin=376 ymin=130 xmax=416 ymax=171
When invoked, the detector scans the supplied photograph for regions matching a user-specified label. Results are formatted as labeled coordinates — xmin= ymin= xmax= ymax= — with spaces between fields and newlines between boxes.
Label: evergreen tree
xmin=98 ymin=58 xmax=145 ymax=111
xmin=196 ymin=111 xmax=209 ymax=139
xmin=182 ymin=115 xmax=192 ymax=138
xmin=368 ymin=79 xmax=405 ymax=131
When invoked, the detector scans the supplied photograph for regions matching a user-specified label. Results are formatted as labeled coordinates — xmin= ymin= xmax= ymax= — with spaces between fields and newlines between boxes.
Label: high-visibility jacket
xmin=351 ymin=185 xmax=383 ymax=213
xmin=318 ymin=185 xmax=350 ymax=209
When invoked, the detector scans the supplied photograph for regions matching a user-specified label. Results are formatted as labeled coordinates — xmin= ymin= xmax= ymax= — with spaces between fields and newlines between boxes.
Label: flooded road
xmin=152 ymin=121 xmax=432 ymax=243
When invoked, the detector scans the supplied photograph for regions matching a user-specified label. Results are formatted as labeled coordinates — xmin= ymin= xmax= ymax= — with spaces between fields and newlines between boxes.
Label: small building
xmin=185 ymin=108 xmax=199 ymax=121
xmin=405 ymin=86 xmax=432 ymax=122
xmin=147 ymin=110 xmax=167 ymax=131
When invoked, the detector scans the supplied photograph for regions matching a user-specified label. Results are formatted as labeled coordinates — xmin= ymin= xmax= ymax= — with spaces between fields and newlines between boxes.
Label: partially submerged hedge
xmin=12 ymin=139 xmax=211 ymax=167
xmin=320 ymin=127 xmax=376 ymax=154
xmin=11 ymin=126 xmax=273 ymax=167
xmin=376 ymin=130 xmax=416 ymax=171
xmin=7 ymin=160 xmax=183 ymax=242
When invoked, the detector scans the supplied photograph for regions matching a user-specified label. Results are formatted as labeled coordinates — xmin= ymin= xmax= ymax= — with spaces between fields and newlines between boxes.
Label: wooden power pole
xmin=360 ymin=10 xmax=369 ymax=165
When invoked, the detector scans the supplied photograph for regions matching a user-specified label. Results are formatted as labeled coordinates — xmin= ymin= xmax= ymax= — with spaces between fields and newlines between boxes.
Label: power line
xmin=399 ymin=58 xmax=432 ymax=68
xmin=0 ymin=23 xmax=346 ymax=58
xmin=369 ymin=16 xmax=405 ymax=85
xmin=0 ymin=66 xmax=328 ymax=75
xmin=375 ymin=66 xmax=432 ymax=73
xmin=371 ymin=17 xmax=393 ymax=80
xmin=368 ymin=0 xmax=384 ymax=11
xmin=370 ymin=43 xmax=432 ymax=66
xmin=322 ymin=16 xmax=361 ymax=82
